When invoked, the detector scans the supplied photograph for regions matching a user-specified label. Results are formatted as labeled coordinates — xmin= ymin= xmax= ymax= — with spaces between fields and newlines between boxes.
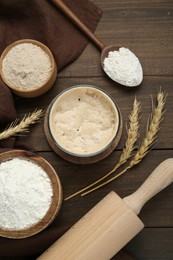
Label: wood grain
xmin=2 ymin=0 xmax=173 ymax=259
xmin=125 ymin=228 xmax=173 ymax=260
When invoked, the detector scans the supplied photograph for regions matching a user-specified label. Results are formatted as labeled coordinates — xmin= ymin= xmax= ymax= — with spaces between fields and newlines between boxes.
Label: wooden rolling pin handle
xmin=123 ymin=158 xmax=173 ymax=215
xmin=50 ymin=0 xmax=105 ymax=50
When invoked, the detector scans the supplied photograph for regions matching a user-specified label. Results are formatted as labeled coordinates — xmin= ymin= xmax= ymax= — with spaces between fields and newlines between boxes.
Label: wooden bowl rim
xmin=0 ymin=150 xmax=63 ymax=239
xmin=0 ymin=39 xmax=56 ymax=93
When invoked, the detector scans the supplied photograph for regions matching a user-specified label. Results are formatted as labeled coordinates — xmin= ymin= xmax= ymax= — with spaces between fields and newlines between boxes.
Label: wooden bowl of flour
xmin=44 ymin=85 xmax=123 ymax=164
xmin=0 ymin=150 xmax=62 ymax=239
xmin=0 ymin=39 xmax=57 ymax=98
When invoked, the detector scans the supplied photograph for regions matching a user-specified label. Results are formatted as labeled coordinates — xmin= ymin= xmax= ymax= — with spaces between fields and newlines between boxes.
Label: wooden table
xmin=6 ymin=0 xmax=173 ymax=259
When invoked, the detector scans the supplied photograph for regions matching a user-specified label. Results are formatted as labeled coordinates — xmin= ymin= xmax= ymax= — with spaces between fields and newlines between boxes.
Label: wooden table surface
xmin=5 ymin=0 xmax=173 ymax=259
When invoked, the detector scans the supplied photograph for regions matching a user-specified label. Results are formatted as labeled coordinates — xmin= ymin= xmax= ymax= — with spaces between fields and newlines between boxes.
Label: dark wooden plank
xmin=124 ymin=228 xmax=173 ymax=260
xmin=15 ymin=76 xmax=173 ymax=150
xmin=58 ymin=0 xmax=173 ymax=77
xmin=0 ymin=257 xmax=35 ymax=260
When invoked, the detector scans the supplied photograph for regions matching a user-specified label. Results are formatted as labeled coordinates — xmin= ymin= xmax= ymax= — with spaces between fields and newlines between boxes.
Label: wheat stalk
xmin=129 ymin=91 xmax=165 ymax=167
xmin=65 ymin=98 xmax=140 ymax=201
xmin=117 ymin=98 xmax=140 ymax=165
xmin=0 ymin=109 xmax=44 ymax=140
xmin=81 ymin=91 xmax=166 ymax=197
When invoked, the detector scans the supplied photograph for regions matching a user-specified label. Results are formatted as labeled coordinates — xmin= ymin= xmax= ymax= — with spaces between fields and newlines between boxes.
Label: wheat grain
xmin=81 ymin=91 xmax=166 ymax=197
xmin=129 ymin=91 xmax=165 ymax=167
xmin=0 ymin=109 xmax=44 ymax=140
xmin=118 ymin=98 xmax=140 ymax=165
xmin=65 ymin=98 xmax=140 ymax=201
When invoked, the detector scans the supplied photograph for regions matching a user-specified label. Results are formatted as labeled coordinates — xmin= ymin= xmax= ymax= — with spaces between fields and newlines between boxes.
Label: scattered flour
xmin=2 ymin=43 xmax=52 ymax=89
xmin=103 ymin=47 xmax=143 ymax=87
xmin=0 ymin=158 xmax=53 ymax=230
xmin=50 ymin=86 xmax=119 ymax=155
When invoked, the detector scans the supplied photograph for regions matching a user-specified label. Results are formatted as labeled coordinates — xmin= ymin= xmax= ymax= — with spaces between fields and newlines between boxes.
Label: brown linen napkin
xmin=0 ymin=78 xmax=16 ymax=151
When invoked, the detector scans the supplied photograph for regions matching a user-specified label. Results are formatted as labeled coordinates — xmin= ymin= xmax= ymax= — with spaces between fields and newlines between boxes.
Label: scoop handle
xmin=123 ymin=158 xmax=173 ymax=215
xmin=50 ymin=0 xmax=105 ymax=50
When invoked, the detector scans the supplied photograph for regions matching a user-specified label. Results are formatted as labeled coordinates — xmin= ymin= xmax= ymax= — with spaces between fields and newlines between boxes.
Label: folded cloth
xmin=0 ymin=0 xmax=103 ymax=257
xmin=0 ymin=78 xmax=16 ymax=151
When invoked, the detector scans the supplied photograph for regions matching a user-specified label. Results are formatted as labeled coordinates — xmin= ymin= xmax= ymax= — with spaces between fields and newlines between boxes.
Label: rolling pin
xmin=37 ymin=159 xmax=173 ymax=260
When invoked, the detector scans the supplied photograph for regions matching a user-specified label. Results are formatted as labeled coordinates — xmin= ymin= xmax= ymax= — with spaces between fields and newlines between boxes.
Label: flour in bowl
xmin=0 ymin=158 xmax=53 ymax=230
xmin=2 ymin=43 xmax=52 ymax=89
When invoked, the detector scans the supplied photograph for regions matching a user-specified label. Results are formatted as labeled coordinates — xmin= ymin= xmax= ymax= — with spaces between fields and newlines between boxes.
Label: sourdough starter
xmin=49 ymin=86 xmax=119 ymax=155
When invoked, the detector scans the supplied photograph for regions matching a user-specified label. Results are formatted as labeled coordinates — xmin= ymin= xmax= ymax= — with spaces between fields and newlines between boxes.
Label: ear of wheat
xmin=0 ymin=109 xmax=44 ymax=140
xmin=65 ymin=97 xmax=141 ymax=201
xmin=81 ymin=91 xmax=166 ymax=197
xmin=129 ymin=91 xmax=165 ymax=167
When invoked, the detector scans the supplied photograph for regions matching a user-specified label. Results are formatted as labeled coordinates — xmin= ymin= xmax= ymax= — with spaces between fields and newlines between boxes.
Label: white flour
xmin=2 ymin=43 xmax=52 ymax=89
xmin=103 ymin=47 xmax=143 ymax=87
xmin=0 ymin=158 xmax=53 ymax=230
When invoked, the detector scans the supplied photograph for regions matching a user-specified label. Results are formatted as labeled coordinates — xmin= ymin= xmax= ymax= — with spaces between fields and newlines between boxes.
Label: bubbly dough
xmin=49 ymin=86 xmax=119 ymax=155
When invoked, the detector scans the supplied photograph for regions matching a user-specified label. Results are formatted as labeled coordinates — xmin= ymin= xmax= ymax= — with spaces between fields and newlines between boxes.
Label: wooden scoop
xmin=50 ymin=0 xmax=143 ymax=87
xmin=37 ymin=158 xmax=173 ymax=260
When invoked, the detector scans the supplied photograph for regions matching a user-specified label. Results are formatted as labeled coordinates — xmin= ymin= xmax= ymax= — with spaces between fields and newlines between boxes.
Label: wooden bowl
xmin=44 ymin=85 xmax=123 ymax=164
xmin=0 ymin=39 xmax=57 ymax=98
xmin=0 ymin=150 xmax=63 ymax=239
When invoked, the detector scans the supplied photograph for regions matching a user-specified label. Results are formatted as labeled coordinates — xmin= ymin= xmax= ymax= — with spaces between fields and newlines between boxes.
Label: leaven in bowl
xmin=44 ymin=85 xmax=123 ymax=164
